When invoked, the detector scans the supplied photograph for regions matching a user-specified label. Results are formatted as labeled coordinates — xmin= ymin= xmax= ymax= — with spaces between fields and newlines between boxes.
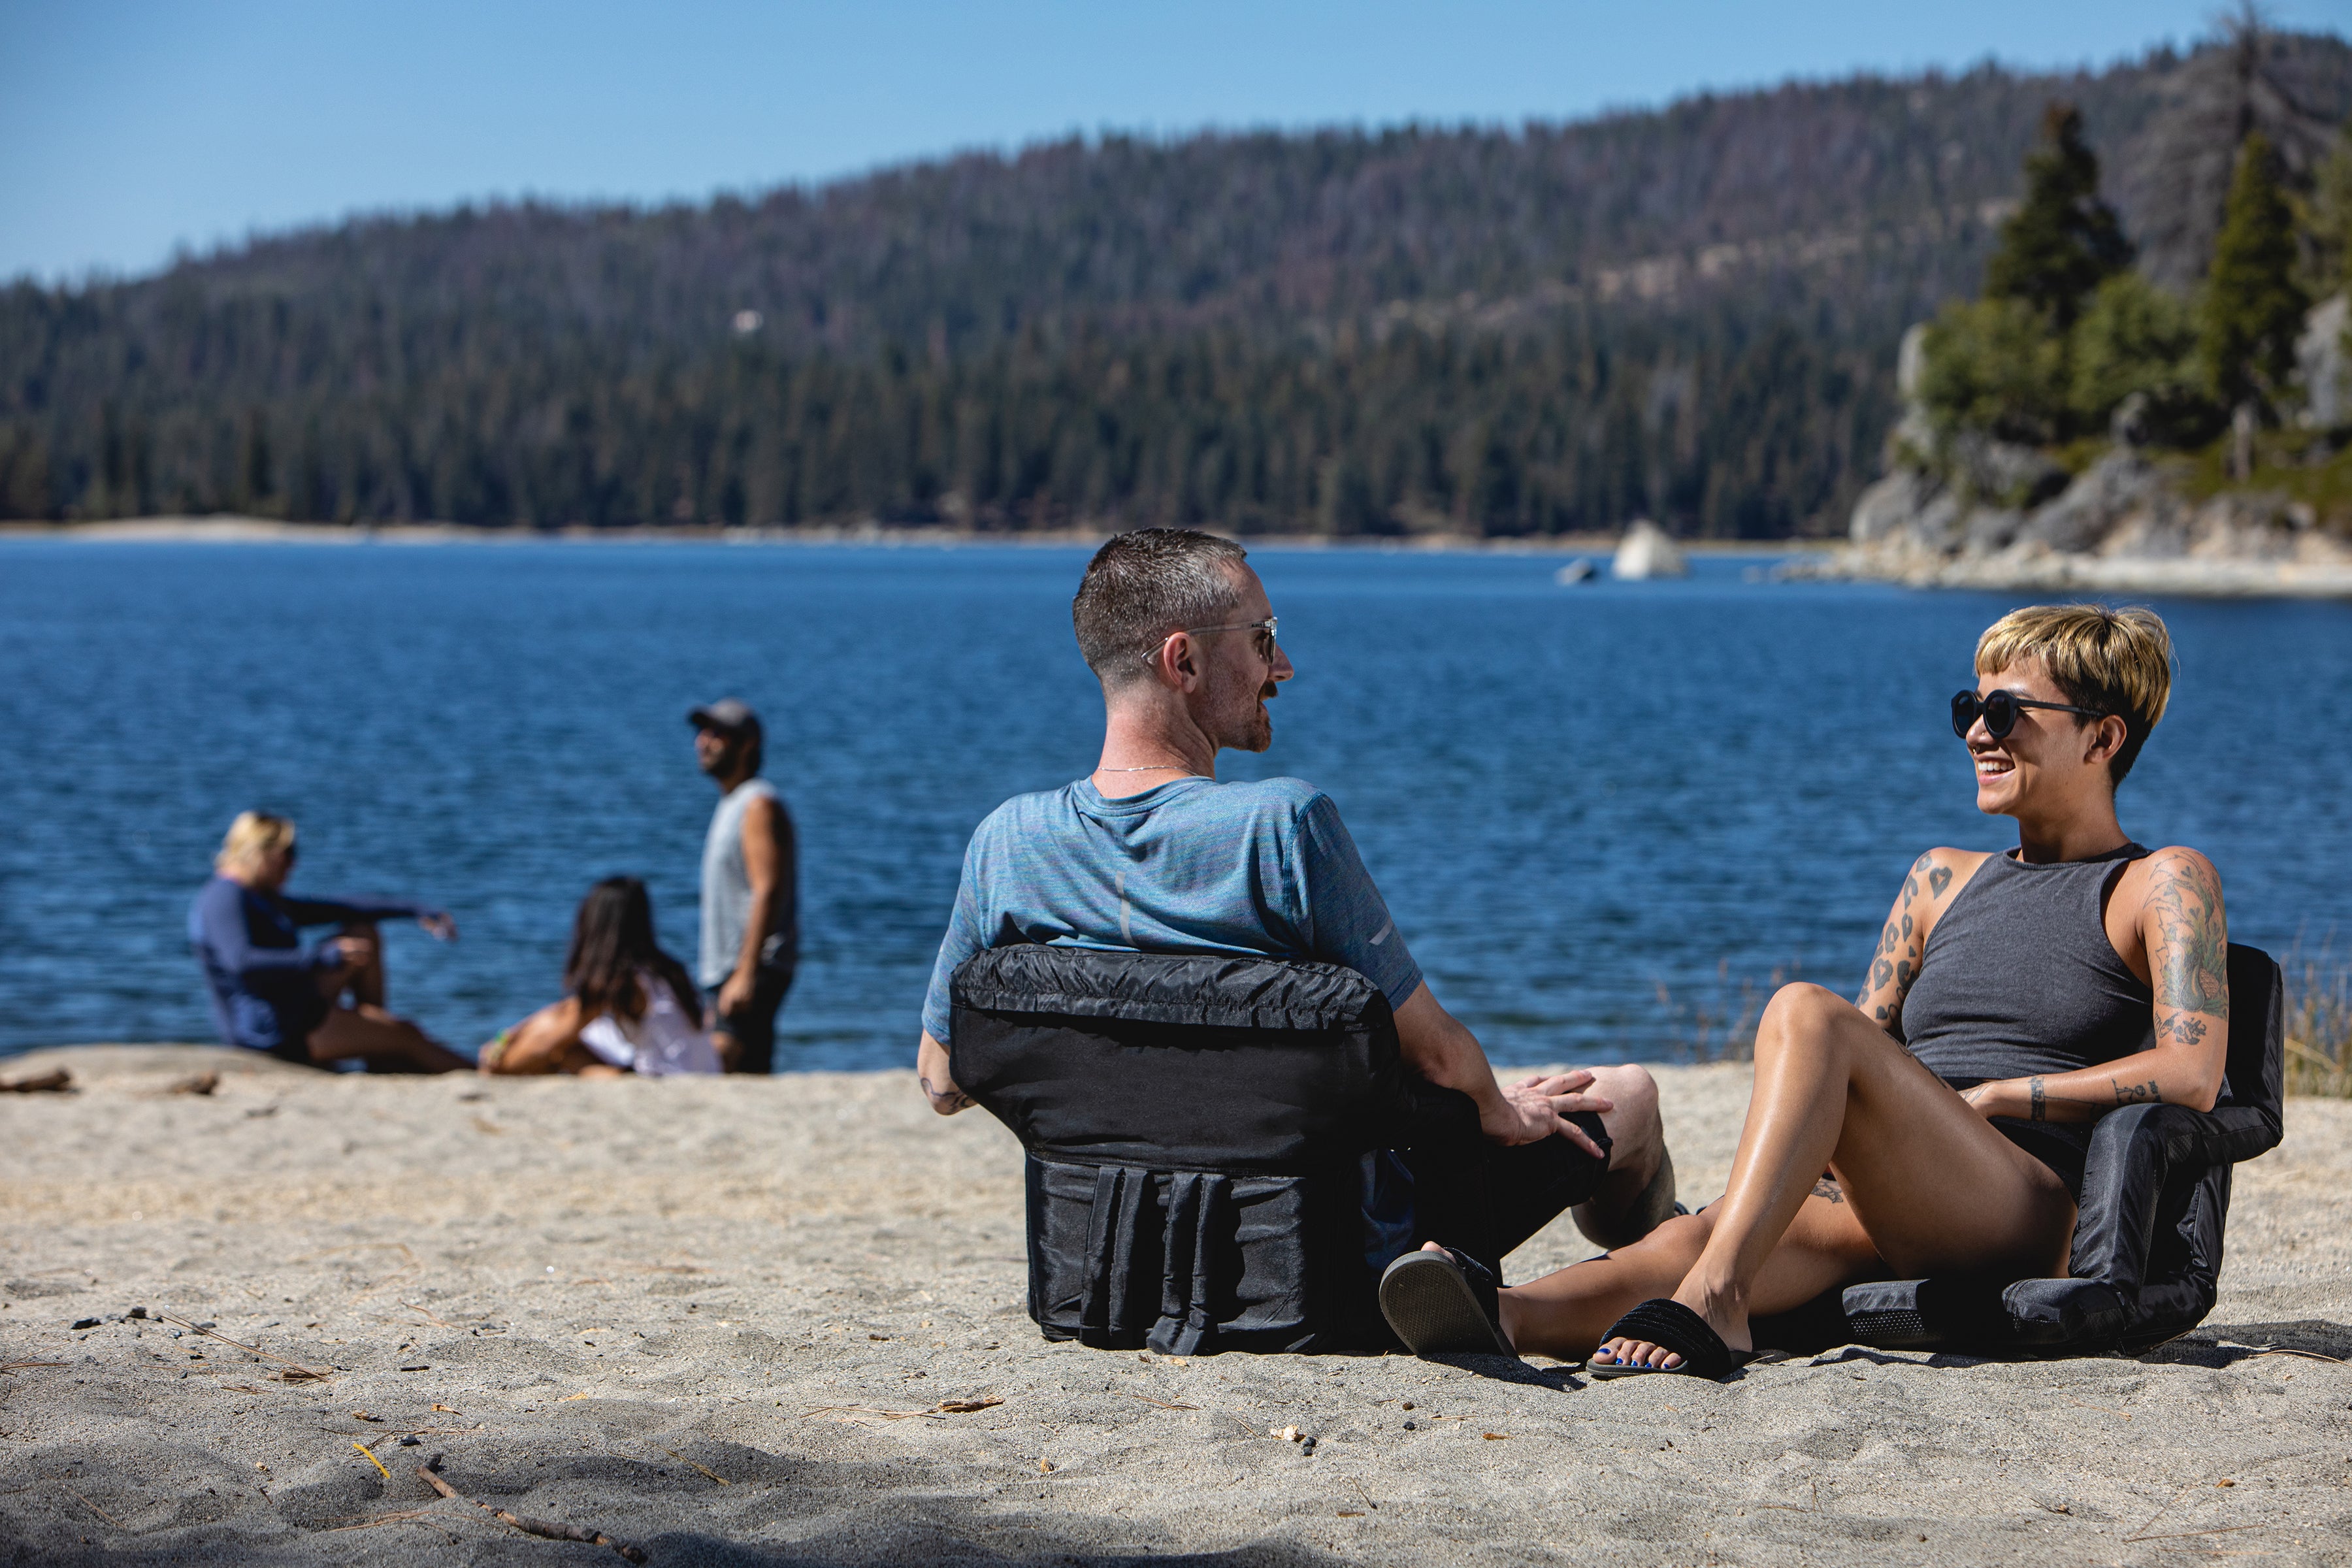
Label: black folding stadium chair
xmin=1836 ymin=943 xmax=2285 ymax=1355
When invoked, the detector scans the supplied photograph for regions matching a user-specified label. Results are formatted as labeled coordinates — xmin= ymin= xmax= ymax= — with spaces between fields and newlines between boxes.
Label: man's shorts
xmin=1403 ymin=1109 xmax=1614 ymax=1277
xmin=705 ymin=964 xmax=794 ymax=1075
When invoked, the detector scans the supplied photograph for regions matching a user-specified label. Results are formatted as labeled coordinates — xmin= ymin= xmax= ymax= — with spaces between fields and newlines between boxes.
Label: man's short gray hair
xmin=1072 ymin=529 xmax=1250 ymax=685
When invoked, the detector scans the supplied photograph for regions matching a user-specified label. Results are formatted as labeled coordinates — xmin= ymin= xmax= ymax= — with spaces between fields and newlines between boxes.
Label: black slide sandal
xmin=1379 ymin=1247 xmax=1513 ymax=1356
xmin=1589 ymin=1298 xmax=1755 ymax=1380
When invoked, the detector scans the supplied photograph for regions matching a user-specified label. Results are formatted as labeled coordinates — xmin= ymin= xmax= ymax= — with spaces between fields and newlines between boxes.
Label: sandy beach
xmin=3 ymin=1045 xmax=2349 ymax=1565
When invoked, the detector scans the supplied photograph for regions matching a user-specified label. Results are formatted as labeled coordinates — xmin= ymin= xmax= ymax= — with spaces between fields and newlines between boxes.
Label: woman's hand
xmin=419 ymin=910 xmax=458 ymax=941
xmin=1957 ymin=1080 xmax=2013 ymax=1120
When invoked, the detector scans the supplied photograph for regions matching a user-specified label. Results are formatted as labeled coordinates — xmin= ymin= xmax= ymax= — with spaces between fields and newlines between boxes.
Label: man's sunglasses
xmin=1147 ymin=617 xmax=1279 ymax=664
xmin=1951 ymin=688 xmax=2106 ymax=740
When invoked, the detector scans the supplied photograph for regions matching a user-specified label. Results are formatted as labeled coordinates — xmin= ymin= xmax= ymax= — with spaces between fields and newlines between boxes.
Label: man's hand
xmin=1482 ymin=1071 xmax=1612 ymax=1156
xmin=916 ymin=1030 xmax=972 ymax=1115
xmin=716 ymin=968 xmax=754 ymax=1019
xmin=419 ymin=910 xmax=457 ymax=941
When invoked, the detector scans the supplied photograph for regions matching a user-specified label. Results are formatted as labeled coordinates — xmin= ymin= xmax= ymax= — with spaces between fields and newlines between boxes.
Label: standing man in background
xmin=691 ymin=698 xmax=798 ymax=1073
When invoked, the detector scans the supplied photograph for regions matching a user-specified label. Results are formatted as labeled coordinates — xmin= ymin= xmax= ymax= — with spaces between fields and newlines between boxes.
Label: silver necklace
xmin=1096 ymin=763 xmax=1196 ymax=774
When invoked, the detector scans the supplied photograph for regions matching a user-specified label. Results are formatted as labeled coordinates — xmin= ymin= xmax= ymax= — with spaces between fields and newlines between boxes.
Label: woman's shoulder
xmin=2115 ymin=845 xmax=2223 ymax=907
xmin=1899 ymin=846 xmax=1995 ymax=898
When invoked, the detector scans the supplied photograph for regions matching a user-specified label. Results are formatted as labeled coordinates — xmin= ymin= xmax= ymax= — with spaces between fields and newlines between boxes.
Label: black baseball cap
xmin=688 ymin=697 xmax=761 ymax=734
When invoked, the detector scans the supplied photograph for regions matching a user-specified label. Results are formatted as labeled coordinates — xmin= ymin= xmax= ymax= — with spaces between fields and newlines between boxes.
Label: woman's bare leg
xmin=1500 ymin=1194 xmax=1883 ymax=1361
xmin=1599 ymin=983 xmax=2074 ymax=1369
xmin=338 ymin=923 xmax=386 ymax=1009
xmin=479 ymin=1000 xmax=611 ymax=1075
xmin=306 ymin=1004 xmax=469 ymax=1073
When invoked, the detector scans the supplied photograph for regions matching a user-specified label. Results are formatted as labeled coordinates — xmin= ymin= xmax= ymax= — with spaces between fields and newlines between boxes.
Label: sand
xmin=3 ymin=1045 xmax=2348 ymax=1565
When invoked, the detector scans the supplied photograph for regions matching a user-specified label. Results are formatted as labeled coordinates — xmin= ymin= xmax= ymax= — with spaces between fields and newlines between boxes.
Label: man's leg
xmin=713 ymin=966 xmax=791 ymax=1075
xmin=1406 ymin=1063 xmax=1674 ymax=1278
xmin=1569 ymin=1063 xmax=1675 ymax=1249
xmin=306 ymin=1004 xmax=470 ymax=1073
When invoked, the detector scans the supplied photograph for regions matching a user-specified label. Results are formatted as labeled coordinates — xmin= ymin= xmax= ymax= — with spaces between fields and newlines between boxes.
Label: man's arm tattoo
xmin=920 ymin=1073 xmax=973 ymax=1113
xmin=2028 ymin=1076 xmax=2046 ymax=1122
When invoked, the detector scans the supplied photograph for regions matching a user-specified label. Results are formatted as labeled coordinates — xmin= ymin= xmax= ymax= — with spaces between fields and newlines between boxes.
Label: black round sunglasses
xmin=1951 ymin=688 xmax=2106 ymax=740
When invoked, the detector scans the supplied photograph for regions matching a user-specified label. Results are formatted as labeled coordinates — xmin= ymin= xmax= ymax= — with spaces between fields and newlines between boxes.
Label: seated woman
xmin=1379 ymin=604 xmax=2230 ymax=1377
xmin=479 ymin=877 xmax=719 ymax=1077
xmin=189 ymin=811 xmax=468 ymax=1072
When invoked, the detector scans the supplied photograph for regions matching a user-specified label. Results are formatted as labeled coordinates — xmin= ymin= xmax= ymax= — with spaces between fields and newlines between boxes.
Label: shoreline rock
xmin=1806 ymin=448 xmax=2352 ymax=598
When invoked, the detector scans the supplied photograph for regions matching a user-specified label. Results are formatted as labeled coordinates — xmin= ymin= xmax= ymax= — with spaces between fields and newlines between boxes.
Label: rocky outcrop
xmin=1811 ymin=296 xmax=2352 ymax=598
xmin=2299 ymin=293 xmax=2349 ymax=432
xmin=1818 ymin=448 xmax=2352 ymax=595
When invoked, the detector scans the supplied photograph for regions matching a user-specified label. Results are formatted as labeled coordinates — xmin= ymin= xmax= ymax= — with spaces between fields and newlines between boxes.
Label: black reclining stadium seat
xmin=949 ymin=945 xmax=1467 ymax=1355
xmin=1838 ymin=942 xmax=2285 ymax=1355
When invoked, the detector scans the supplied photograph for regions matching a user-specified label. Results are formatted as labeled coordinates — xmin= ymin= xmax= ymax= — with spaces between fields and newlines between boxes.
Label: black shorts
xmin=1989 ymin=1118 xmax=2092 ymax=1203
xmin=1403 ymin=1109 xmax=1614 ymax=1281
xmin=706 ymin=965 xmax=794 ymax=1075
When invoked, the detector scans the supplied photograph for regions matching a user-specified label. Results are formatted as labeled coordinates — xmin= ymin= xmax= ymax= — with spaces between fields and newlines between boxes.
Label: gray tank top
xmin=1900 ymin=842 xmax=2153 ymax=1085
xmin=699 ymin=778 xmax=795 ymax=987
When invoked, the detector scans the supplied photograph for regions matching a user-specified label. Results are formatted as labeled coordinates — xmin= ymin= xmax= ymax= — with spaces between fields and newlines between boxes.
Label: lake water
xmin=4 ymin=540 xmax=2348 ymax=1069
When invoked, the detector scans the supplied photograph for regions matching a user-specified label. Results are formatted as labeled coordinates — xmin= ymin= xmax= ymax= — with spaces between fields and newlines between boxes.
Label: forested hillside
xmin=3 ymin=29 xmax=2347 ymax=537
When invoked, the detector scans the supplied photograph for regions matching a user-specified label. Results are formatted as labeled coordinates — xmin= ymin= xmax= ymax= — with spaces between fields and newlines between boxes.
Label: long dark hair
xmin=563 ymin=877 xmax=701 ymax=1024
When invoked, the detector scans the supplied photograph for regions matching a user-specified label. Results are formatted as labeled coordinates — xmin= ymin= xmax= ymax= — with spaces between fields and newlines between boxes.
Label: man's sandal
xmin=1379 ymin=1246 xmax=1514 ymax=1357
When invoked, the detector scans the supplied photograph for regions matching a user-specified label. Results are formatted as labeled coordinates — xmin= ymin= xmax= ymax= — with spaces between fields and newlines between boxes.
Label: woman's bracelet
xmin=480 ymin=1029 xmax=512 ymax=1070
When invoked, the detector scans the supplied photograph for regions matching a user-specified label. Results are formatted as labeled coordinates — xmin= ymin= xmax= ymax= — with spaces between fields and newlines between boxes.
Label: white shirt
xmin=578 ymin=970 xmax=721 ymax=1076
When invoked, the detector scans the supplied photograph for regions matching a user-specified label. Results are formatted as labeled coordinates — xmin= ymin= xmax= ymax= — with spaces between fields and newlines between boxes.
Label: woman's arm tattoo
xmin=2028 ymin=1076 xmax=2046 ymax=1122
xmin=2148 ymin=852 xmax=2229 ymax=1022
xmin=1863 ymin=853 xmax=1945 ymax=1033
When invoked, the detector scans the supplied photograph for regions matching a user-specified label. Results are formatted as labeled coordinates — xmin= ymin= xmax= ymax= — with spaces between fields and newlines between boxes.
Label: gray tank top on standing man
xmin=699 ymin=778 xmax=796 ymax=988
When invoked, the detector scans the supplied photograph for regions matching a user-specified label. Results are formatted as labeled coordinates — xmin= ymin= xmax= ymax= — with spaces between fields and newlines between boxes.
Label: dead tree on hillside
xmin=2116 ymin=5 xmax=2348 ymax=288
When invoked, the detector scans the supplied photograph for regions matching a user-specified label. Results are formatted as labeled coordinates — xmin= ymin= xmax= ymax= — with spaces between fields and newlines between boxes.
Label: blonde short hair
xmin=1975 ymin=604 xmax=2172 ymax=785
xmin=215 ymin=811 xmax=297 ymax=874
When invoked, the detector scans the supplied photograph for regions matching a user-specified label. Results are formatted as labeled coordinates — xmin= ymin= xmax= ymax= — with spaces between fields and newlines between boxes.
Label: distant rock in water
xmin=1612 ymin=521 xmax=1688 ymax=580
xmin=1553 ymin=557 xmax=1597 ymax=585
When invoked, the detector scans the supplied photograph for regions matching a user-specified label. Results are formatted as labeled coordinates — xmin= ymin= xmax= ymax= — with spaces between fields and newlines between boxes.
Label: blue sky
xmin=4 ymin=0 xmax=2346 ymax=284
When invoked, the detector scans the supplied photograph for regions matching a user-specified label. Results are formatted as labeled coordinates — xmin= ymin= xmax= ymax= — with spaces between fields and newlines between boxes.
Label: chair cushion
xmin=950 ymin=945 xmax=1409 ymax=1175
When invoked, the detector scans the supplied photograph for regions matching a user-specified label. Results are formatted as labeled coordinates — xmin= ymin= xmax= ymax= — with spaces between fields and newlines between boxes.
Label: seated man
xmin=189 ymin=810 xmax=468 ymax=1073
xmin=915 ymin=528 xmax=1676 ymax=1333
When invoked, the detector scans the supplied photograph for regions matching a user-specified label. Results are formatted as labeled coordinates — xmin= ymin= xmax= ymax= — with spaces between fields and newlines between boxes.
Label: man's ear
xmin=1143 ymin=632 xmax=1200 ymax=692
xmin=2086 ymin=714 xmax=2128 ymax=765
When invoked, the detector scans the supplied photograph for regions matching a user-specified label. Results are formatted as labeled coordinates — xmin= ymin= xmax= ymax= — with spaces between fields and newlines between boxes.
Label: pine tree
xmin=2198 ymin=131 xmax=2310 ymax=416
xmin=1984 ymin=103 xmax=2132 ymax=333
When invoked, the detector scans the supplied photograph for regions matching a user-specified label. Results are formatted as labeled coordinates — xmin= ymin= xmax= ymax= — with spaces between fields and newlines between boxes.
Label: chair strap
xmin=1076 ymin=1164 xmax=1235 ymax=1354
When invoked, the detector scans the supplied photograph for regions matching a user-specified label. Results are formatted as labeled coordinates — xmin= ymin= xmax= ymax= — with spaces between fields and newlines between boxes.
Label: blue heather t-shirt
xmin=921 ymin=776 xmax=1424 ymax=1043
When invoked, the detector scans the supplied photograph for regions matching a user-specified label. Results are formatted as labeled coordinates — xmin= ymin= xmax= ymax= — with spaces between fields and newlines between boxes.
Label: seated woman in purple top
xmin=188 ymin=811 xmax=468 ymax=1073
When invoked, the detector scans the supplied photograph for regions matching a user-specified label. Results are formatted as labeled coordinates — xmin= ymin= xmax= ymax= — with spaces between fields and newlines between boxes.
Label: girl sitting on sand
xmin=1377 ymin=604 xmax=2231 ymax=1378
xmin=479 ymin=877 xmax=720 ymax=1077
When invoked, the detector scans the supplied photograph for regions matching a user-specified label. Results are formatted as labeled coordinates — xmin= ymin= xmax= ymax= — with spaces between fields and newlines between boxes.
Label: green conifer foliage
xmin=2198 ymin=131 xmax=2310 ymax=412
xmin=1984 ymin=104 xmax=2133 ymax=332
xmin=2307 ymin=122 xmax=2352 ymax=296
xmin=2069 ymin=272 xmax=2198 ymax=429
